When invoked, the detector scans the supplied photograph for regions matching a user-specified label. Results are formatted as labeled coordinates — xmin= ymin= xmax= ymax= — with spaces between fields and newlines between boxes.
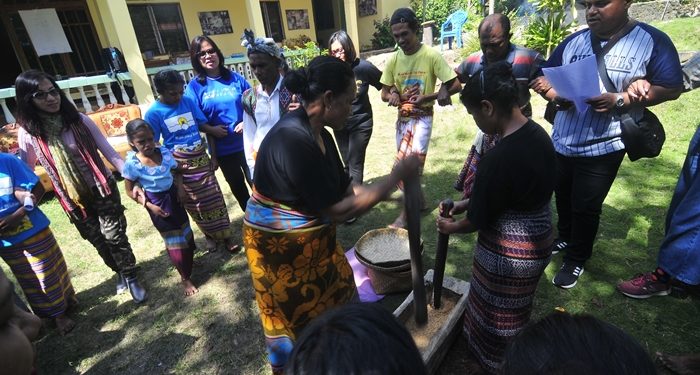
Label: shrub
xmin=523 ymin=0 xmax=577 ymax=57
xmin=371 ymin=16 xmax=396 ymax=50
xmin=282 ymin=41 xmax=323 ymax=69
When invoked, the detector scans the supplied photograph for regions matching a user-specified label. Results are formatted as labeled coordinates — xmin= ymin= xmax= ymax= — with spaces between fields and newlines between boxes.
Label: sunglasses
xmin=31 ymin=88 xmax=60 ymax=101
xmin=196 ymin=48 xmax=217 ymax=58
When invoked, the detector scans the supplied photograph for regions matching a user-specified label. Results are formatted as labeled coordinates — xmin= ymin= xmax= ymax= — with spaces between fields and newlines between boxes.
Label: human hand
xmin=210 ymin=156 xmax=219 ymax=171
xmin=148 ymin=204 xmax=170 ymax=218
xmin=446 ymin=199 xmax=469 ymax=216
xmin=529 ymin=76 xmax=552 ymax=94
xmin=585 ymin=92 xmax=617 ymax=112
xmin=408 ymin=94 xmax=428 ymax=106
xmin=209 ymin=125 xmax=229 ymax=138
xmin=0 ymin=211 xmax=24 ymax=232
xmin=233 ymin=122 xmax=244 ymax=134
xmin=436 ymin=216 xmax=458 ymax=234
xmin=627 ymin=79 xmax=650 ymax=102
xmin=437 ymin=92 xmax=453 ymax=106
xmin=132 ymin=185 xmax=147 ymax=207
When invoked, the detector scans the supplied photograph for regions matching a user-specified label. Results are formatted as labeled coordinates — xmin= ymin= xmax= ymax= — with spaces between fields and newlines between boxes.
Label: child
xmin=121 ymin=119 xmax=198 ymax=296
xmin=144 ymin=69 xmax=239 ymax=254
xmin=0 ymin=153 xmax=76 ymax=334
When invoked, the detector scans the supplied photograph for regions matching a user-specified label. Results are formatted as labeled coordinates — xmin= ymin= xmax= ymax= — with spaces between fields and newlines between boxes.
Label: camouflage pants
xmin=72 ymin=179 xmax=137 ymax=277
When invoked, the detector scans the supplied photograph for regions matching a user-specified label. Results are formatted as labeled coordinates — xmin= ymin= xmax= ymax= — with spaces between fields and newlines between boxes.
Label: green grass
xmin=3 ymin=17 xmax=700 ymax=374
xmin=652 ymin=17 xmax=700 ymax=51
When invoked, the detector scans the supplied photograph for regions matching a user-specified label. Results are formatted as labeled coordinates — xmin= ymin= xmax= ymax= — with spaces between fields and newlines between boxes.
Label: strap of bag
xmin=590 ymin=19 xmax=638 ymax=93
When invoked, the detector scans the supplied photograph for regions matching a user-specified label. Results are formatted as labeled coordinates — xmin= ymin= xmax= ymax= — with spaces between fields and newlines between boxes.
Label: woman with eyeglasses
xmin=435 ymin=61 xmax=556 ymax=374
xmin=328 ymin=31 xmax=382 ymax=224
xmin=186 ymin=36 xmax=252 ymax=221
xmin=14 ymin=69 xmax=147 ymax=304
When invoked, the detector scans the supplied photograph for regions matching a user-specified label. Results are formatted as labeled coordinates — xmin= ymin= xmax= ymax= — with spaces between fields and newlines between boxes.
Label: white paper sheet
xmin=19 ymin=9 xmax=72 ymax=57
xmin=542 ymin=55 xmax=601 ymax=113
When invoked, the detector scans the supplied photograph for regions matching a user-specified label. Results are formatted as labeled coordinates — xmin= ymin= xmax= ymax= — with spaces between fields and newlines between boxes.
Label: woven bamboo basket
xmin=355 ymin=228 xmax=423 ymax=294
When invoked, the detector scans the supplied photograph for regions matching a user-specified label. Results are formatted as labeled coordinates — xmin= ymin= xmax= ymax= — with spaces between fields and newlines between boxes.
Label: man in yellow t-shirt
xmin=380 ymin=7 xmax=461 ymax=228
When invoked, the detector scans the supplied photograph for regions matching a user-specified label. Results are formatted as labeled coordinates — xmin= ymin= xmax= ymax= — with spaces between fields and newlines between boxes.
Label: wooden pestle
xmin=433 ymin=198 xmax=453 ymax=309
xmin=403 ymin=171 xmax=426 ymax=325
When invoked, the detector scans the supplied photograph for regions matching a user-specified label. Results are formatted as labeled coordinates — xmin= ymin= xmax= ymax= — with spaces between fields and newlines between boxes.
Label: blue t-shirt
xmin=185 ymin=71 xmax=251 ymax=156
xmin=122 ymin=146 xmax=178 ymax=193
xmin=0 ymin=153 xmax=50 ymax=247
xmin=144 ymin=96 xmax=208 ymax=152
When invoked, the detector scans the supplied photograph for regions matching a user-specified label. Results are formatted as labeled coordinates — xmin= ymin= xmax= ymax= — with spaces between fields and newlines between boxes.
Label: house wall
xmin=356 ymin=0 xmax=408 ymax=50
xmin=279 ymin=0 xmax=317 ymax=43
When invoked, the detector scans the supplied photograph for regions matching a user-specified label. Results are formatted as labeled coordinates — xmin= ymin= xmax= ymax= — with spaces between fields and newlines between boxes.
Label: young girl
xmin=121 ymin=119 xmax=198 ymax=296
xmin=144 ymin=69 xmax=239 ymax=254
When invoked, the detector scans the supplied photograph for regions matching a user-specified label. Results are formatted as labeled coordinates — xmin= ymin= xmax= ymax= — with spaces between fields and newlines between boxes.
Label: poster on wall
xmin=198 ymin=10 xmax=233 ymax=36
xmin=286 ymin=9 xmax=310 ymax=30
xmin=18 ymin=8 xmax=72 ymax=56
xmin=359 ymin=0 xmax=377 ymax=16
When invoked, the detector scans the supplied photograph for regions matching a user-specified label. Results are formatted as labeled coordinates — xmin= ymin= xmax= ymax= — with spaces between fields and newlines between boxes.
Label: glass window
xmin=127 ymin=3 xmax=188 ymax=56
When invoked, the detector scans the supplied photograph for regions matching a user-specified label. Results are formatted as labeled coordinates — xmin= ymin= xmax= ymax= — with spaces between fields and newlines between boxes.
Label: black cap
xmin=390 ymin=8 xmax=418 ymax=26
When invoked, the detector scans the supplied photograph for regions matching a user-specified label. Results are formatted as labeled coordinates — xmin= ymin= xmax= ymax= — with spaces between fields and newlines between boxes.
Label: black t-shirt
xmin=347 ymin=58 xmax=382 ymax=128
xmin=254 ymin=108 xmax=351 ymax=214
xmin=467 ymin=120 xmax=556 ymax=230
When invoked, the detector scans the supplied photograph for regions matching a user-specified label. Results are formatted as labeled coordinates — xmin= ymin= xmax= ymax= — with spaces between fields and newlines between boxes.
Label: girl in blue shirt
xmin=121 ymin=119 xmax=198 ymax=296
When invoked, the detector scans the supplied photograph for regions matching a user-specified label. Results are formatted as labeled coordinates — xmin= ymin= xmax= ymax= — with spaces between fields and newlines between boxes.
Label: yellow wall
xmin=356 ymin=0 xmax=409 ymax=50
xmin=279 ymin=0 xmax=317 ymax=43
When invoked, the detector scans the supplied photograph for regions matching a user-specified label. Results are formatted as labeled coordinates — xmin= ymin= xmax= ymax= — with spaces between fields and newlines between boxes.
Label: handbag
xmin=591 ymin=20 xmax=665 ymax=161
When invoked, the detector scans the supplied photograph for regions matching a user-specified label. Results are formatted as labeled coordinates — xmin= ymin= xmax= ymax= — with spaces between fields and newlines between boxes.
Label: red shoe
xmin=617 ymin=272 xmax=671 ymax=299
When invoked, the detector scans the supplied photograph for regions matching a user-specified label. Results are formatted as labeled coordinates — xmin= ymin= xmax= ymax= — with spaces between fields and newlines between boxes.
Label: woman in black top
xmin=436 ymin=61 xmax=556 ymax=374
xmin=328 ymin=31 xmax=382 ymax=192
xmin=243 ymin=55 xmax=417 ymax=374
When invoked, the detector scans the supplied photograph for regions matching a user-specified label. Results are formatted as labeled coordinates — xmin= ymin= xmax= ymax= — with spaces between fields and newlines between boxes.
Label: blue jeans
xmin=658 ymin=125 xmax=700 ymax=286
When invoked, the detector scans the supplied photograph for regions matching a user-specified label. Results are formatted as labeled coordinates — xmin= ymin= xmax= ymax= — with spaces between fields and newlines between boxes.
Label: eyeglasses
xmin=331 ymin=48 xmax=345 ymax=57
xmin=196 ymin=48 xmax=217 ymax=58
xmin=31 ymin=88 xmax=60 ymax=101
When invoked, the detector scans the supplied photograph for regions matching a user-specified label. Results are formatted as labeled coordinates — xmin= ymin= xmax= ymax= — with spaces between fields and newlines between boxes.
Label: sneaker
xmin=552 ymin=239 xmax=568 ymax=255
xmin=552 ymin=262 xmax=584 ymax=288
xmin=617 ymin=272 xmax=671 ymax=299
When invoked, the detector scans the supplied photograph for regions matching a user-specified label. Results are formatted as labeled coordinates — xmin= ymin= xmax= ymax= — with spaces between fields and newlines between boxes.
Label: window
xmin=127 ymin=3 xmax=188 ymax=56
xmin=261 ymin=1 xmax=284 ymax=43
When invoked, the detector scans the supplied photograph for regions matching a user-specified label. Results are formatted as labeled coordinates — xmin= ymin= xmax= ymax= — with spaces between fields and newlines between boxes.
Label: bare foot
xmin=55 ymin=314 xmax=75 ymax=336
xmin=182 ymin=279 xmax=199 ymax=297
xmin=205 ymin=237 xmax=217 ymax=253
xmin=657 ymin=352 xmax=700 ymax=375
xmin=225 ymin=239 xmax=241 ymax=254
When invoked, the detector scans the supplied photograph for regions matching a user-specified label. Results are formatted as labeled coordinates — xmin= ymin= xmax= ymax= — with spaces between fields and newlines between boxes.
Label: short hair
xmin=283 ymin=55 xmax=354 ymax=103
xmin=478 ymin=13 xmax=511 ymax=38
xmin=285 ymin=302 xmax=428 ymax=375
xmin=390 ymin=8 xmax=421 ymax=32
xmin=153 ymin=69 xmax=185 ymax=94
xmin=328 ymin=30 xmax=358 ymax=64
xmin=13 ymin=69 xmax=81 ymax=137
xmin=459 ymin=60 xmax=518 ymax=112
xmin=502 ymin=312 xmax=656 ymax=375
xmin=189 ymin=35 xmax=231 ymax=83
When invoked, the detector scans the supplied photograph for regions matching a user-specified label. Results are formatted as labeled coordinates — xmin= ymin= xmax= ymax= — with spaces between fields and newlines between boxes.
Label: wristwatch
xmin=615 ymin=94 xmax=625 ymax=108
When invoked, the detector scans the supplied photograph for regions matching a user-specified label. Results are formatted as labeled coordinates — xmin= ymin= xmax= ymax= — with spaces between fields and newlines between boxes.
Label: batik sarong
xmin=172 ymin=145 xmax=232 ymax=241
xmin=394 ymin=104 xmax=433 ymax=178
xmin=1 ymin=227 xmax=75 ymax=318
xmin=145 ymin=185 xmax=195 ymax=280
xmin=243 ymin=192 xmax=356 ymax=373
xmin=463 ymin=205 xmax=553 ymax=374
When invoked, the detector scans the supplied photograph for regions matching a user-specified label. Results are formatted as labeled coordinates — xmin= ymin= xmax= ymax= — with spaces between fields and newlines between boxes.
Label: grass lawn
xmin=3 ymin=17 xmax=700 ymax=375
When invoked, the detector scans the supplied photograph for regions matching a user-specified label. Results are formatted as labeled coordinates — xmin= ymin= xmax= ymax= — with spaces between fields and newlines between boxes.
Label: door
xmin=260 ymin=1 xmax=284 ymax=43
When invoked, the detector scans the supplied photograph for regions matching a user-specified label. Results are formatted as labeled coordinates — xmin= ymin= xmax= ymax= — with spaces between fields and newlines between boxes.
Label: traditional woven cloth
xmin=243 ymin=192 xmax=356 ymax=373
xmin=463 ymin=205 xmax=553 ymax=374
xmin=1 ymin=227 xmax=75 ymax=318
xmin=172 ymin=145 xmax=232 ymax=241
xmin=453 ymin=131 xmax=500 ymax=198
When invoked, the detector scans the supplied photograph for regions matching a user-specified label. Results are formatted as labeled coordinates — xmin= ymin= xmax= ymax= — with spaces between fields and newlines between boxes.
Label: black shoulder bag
xmin=591 ymin=20 xmax=666 ymax=162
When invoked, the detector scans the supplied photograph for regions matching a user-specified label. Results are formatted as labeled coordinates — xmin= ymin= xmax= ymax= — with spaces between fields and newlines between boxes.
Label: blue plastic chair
xmin=440 ymin=9 xmax=468 ymax=51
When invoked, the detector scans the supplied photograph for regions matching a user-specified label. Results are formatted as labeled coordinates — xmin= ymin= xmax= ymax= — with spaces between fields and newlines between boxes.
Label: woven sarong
xmin=172 ymin=146 xmax=232 ymax=241
xmin=463 ymin=205 xmax=553 ymax=374
xmin=243 ymin=192 xmax=356 ymax=373
xmin=453 ymin=131 xmax=500 ymax=199
xmin=1 ymin=227 xmax=75 ymax=318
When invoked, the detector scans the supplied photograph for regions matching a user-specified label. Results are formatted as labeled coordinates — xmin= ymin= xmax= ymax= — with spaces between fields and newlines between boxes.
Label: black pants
xmin=556 ymin=150 xmax=625 ymax=265
xmin=333 ymin=119 xmax=373 ymax=185
xmin=72 ymin=179 xmax=137 ymax=277
xmin=217 ymin=151 xmax=251 ymax=211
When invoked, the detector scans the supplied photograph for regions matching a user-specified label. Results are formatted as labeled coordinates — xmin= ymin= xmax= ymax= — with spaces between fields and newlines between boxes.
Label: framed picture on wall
xmin=198 ymin=10 xmax=233 ymax=36
xmin=359 ymin=0 xmax=377 ymax=16
xmin=286 ymin=9 xmax=310 ymax=30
